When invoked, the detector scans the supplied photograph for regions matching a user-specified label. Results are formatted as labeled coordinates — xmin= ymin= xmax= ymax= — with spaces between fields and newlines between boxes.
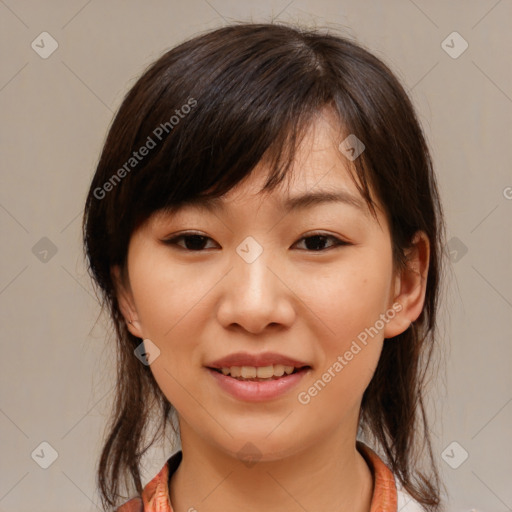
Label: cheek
xmin=297 ymin=251 xmax=393 ymax=349
xmin=295 ymin=267 xmax=390 ymax=414
xmin=128 ymin=255 xmax=212 ymax=391
xmin=129 ymin=262 xmax=201 ymax=408
xmin=294 ymin=250 xmax=392 ymax=408
xmin=130 ymin=254 xmax=203 ymax=338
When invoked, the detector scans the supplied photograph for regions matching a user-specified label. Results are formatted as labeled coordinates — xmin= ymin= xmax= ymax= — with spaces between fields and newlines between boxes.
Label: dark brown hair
xmin=83 ymin=21 xmax=447 ymax=512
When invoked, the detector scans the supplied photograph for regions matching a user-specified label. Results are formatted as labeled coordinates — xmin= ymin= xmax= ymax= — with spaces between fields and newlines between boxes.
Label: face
xmin=115 ymin=109 xmax=427 ymax=462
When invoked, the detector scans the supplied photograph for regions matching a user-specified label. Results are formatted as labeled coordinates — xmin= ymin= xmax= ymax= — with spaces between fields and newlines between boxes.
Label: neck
xmin=169 ymin=421 xmax=374 ymax=512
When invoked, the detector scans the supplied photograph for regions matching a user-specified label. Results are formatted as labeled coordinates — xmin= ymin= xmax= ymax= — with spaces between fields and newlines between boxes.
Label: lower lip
xmin=207 ymin=367 xmax=310 ymax=402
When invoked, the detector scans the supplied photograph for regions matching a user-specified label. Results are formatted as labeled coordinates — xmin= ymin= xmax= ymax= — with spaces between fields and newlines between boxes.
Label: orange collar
xmin=118 ymin=441 xmax=398 ymax=512
xmin=356 ymin=441 xmax=398 ymax=512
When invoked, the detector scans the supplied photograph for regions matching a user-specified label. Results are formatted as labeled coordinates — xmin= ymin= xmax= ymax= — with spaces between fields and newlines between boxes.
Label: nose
xmin=216 ymin=246 xmax=296 ymax=334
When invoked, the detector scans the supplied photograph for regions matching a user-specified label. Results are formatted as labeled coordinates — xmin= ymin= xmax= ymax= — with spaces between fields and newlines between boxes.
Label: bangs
xmin=100 ymin=24 xmax=379 ymax=240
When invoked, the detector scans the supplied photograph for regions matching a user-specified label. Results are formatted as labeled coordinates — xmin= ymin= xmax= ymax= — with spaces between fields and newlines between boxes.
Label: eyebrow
xmin=281 ymin=190 xmax=367 ymax=213
xmin=168 ymin=190 xmax=367 ymax=215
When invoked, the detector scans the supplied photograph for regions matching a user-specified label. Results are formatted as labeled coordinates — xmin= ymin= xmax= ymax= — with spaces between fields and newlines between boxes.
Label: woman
xmin=83 ymin=22 xmax=447 ymax=512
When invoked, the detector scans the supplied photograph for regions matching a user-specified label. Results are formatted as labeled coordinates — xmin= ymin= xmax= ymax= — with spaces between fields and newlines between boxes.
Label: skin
xmin=113 ymin=108 xmax=430 ymax=512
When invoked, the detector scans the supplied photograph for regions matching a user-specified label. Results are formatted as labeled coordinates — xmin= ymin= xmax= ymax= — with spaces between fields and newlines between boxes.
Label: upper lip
xmin=206 ymin=352 xmax=310 ymax=369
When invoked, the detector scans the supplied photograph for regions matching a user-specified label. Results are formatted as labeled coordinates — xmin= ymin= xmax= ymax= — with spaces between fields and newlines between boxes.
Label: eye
xmin=162 ymin=232 xmax=218 ymax=251
xmin=294 ymin=233 xmax=350 ymax=252
xmin=162 ymin=231 xmax=350 ymax=252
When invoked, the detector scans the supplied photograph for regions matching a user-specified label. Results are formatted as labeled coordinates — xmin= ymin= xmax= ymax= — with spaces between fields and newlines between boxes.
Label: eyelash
xmin=161 ymin=231 xmax=351 ymax=252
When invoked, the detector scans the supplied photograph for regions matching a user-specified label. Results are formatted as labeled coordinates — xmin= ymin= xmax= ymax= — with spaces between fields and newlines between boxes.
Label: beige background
xmin=1 ymin=1 xmax=511 ymax=511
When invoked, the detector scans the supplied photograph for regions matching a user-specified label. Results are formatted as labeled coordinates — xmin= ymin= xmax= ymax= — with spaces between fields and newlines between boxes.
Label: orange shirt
xmin=116 ymin=441 xmax=399 ymax=512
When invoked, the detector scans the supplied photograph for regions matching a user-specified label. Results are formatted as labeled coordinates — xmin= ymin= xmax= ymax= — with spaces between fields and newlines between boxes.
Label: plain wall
xmin=1 ymin=1 xmax=511 ymax=511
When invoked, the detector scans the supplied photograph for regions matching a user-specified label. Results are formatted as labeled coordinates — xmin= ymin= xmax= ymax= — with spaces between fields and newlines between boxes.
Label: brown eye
xmin=295 ymin=234 xmax=350 ymax=252
xmin=162 ymin=233 xmax=218 ymax=251
xmin=161 ymin=232 xmax=350 ymax=252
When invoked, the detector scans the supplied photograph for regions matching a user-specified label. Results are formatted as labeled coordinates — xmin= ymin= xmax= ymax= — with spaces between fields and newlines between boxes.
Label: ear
xmin=383 ymin=231 xmax=430 ymax=339
xmin=111 ymin=265 xmax=144 ymax=338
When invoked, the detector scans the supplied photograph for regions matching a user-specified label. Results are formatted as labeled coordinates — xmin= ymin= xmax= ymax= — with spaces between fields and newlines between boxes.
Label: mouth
xmin=207 ymin=364 xmax=311 ymax=382
xmin=206 ymin=363 xmax=311 ymax=402
xmin=205 ymin=352 xmax=312 ymax=401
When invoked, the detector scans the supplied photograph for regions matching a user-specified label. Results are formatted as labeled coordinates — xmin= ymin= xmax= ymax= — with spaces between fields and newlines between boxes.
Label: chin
xmin=214 ymin=436 xmax=304 ymax=465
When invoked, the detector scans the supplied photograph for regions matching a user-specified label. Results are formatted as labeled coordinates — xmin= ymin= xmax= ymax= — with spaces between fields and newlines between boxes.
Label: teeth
xmin=273 ymin=364 xmax=285 ymax=377
xmin=230 ymin=366 xmax=241 ymax=378
xmin=241 ymin=366 xmax=257 ymax=378
xmin=218 ymin=365 xmax=297 ymax=379
xmin=256 ymin=365 xmax=274 ymax=378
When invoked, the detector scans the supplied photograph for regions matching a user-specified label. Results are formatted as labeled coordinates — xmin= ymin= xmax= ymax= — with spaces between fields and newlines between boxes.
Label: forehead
xmin=164 ymin=184 xmax=369 ymax=218
xmin=153 ymin=165 xmax=384 ymax=234
xmin=155 ymin=108 xmax=383 ymax=221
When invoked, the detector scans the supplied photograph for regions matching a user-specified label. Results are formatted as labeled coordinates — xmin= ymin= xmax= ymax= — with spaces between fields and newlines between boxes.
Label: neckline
xmin=137 ymin=441 xmax=398 ymax=512
xmin=356 ymin=441 xmax=398 ymax=512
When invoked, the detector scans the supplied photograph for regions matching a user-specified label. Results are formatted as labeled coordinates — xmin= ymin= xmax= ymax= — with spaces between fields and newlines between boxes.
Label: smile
xmin=206 ymin=365 xmax=311 ymax=401
xmin=212 ymin=364 xmax=302 ymax=380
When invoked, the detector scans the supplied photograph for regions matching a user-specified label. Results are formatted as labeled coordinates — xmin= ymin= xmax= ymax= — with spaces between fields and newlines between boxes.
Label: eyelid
xmin=295 ymin=232 xmax=352 ymax=250
xmin=161 ymin=231 xmax=218 ymax=250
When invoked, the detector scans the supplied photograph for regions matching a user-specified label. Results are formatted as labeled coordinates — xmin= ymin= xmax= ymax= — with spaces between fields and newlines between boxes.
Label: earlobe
xmin=383 ymin=231 xmax=430 ymax=339
xmin=111 ymin=265 xmax=143 ymax=338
